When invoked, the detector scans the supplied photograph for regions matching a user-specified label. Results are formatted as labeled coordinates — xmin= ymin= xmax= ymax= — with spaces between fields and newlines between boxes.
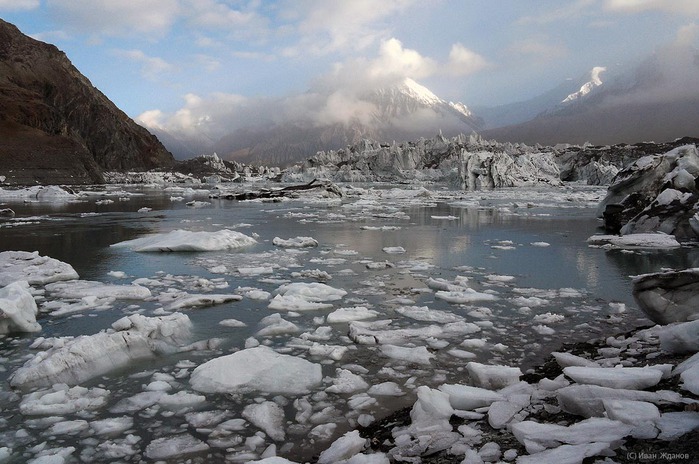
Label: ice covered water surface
xmin=0 ymin=183 xmax=695 ymax=462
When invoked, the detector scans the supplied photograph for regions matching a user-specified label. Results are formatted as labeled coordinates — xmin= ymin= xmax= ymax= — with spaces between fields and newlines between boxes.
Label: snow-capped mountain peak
xmin=399 ymin=77 xmax=443 ymax=106
xmin=449 ymin=101 xmax=474 ymax=118
xmin=562 ymin=66 xmax=606 ymax=103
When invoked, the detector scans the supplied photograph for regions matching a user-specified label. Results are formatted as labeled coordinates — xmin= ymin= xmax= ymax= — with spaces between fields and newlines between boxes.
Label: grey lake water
xmin=0 ymin=182 xmax=697 ymax=462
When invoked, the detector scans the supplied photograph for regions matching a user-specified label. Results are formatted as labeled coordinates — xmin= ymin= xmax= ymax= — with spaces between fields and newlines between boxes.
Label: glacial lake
xmin=1 ymin=182 xmax=697 ymax=462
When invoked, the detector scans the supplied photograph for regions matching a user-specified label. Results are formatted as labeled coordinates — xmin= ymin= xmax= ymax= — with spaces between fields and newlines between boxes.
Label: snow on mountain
xmin=211 ymin=78 xmax=481 ymax=166
xmin=561 ymin=66 xmax=606 ymax=104
xmin=481 ymin=43 xmax=699 ymax=145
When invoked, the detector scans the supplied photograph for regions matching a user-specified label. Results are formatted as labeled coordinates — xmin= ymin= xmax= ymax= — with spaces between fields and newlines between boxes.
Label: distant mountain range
xmin=150 ymin=42 xmax=699 ymax=165
xmin=2 ymin=15 xmax=698 ymax=180
xmin=149 ymin=78 xmax=483 ymax=166
xmin=481 ymin=43 xmax=699 ymax=145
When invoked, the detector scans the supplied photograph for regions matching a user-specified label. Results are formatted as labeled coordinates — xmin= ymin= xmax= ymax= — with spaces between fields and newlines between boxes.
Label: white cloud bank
xmin=0 ymin=0 xmax=39 ymax=11
xmin=138 ymin=37 xmax=488 ymax=138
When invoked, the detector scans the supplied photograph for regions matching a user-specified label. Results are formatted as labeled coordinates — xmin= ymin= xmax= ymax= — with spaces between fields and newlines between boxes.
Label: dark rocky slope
xmin=0 ymin=19 xmax=174 ymax=185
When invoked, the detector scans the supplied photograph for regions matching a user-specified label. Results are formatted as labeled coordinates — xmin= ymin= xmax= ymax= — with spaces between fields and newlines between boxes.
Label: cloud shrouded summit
xmin=136 ymin=37 xmax=488 ymax=160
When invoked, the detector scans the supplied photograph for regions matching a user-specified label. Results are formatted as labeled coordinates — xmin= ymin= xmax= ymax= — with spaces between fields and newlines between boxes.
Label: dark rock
xmin=602 ymin=203 xmax=625 ymax=233
xmin=597 ymin=144 xmax=699 ymax=239
xmin=0 ymin=19 xmax=174 ymax=185
xmin=632 ymin=268 xmax=699 ymax=324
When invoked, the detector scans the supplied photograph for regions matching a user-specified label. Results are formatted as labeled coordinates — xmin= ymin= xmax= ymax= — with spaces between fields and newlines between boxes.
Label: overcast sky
xmin=2 ymin=0 xmax=698 ymax=135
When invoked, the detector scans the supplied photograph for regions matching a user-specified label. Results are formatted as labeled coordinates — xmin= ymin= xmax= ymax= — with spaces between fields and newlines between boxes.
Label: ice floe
xmin=111 ymin=229 xmax=257 ymax=252
xmin=0 ymin=280 xmax=41 ymax=334
xmin=10 ymin=313 xmax=192 ymax=389
xmin=0 ymin=251 xmax=79 ymax=286
xmin=189 ymin=345 xmax=323 ymax=395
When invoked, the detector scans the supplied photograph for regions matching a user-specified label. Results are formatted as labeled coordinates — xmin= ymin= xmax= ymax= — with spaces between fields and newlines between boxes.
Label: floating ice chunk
xmin=551 ymin=352 xmax=600 ymax=368
xmin=10 ymin=313 xmax=192 ymax=389
xmin=219 ymin=318 xmax=247 ymax=328
xmin=516 ymin=442 xmax=611 ymax=464
xmin=408 ymin=385 xmax=454 ymax=436
xmin=269 ymin=282 xmax=346 ymax=311
xmin=317 ymin=430 xmax=367 ymax=464
xmin=656 ymin=411 xmax=699 ymax=440
xmin=557 ymin=384 xmax=683 ymax=418
xmin=19 ymin=384 xmax=109 ymax=415
xmin=308 ymin=342 xmax=348 ymax=360
xmin=272 ymin=236 xmax=318 ymax=248
xmin=533 ymin=324 xmax=555 ymax=335
xmin=248 ymin=458 xmax=299 ymax=464
xmin=586 ymin=233 xmax=681 ymax=249
xmin=46 ymin=419 xmax=89 ymax=436
xmin=366 ymin=261 xmax=394 ymax=270
xmin=0 ymin=185 xmax=77 ymax=201
xmin=256 ymin=313 xmax=300 ymax=337
xmin=563 ymin=366 xmax=663 ymax=390
xmin=238 ymin=266 xmax=274 ymax=276
xmin=235 ymin=286 xmax=272 ymax=300
xmin=486 ymin=274 xmax=515 ymax=282
xmin=274 ymin=282 xmax=346 ymax=302
xmin=511 ymin=417 xmax=632 ymax=454
xmin=367 ymin=382 xmax=404 ymax=397
xmin=435 ymin=289 xmax=498 ymax=304
xmin=530 ymin=241 xmax=550 ymax=247
xmin=46 ymin=280 xmax=151 ymax=300
xmin=164 ymin=293 xmax=242 ymax=310
xmin=380 ymin=345 xmax=434 ymax=365
xmin=243 ymin=401 xmax=286 ymax=441
xmin=185 ymin=200 xmax=210 ymax=208
xmin=657 ymin=319 xmax=699 ymax=354
xmin=466 ymin=362 xmax=522 ymax=390
xmin=431 ymin=215 xmax=458 ymax=220
xmin=190 ymin=346 xmax=322 ymax=395
xmin=268 ymin=294 xmax=333 ymax=311
xmin=111 ymin=229 xmax=257 ymax=252
xmin=326 ymin=368 xmax=370 ymax=394
xmin=109 ymin=391 xmax=164 ymax=414
xmin=438 ymin=384 xmax=504 ymax=410
xmin=90 ymin=416 xmax=134 ymax=436
xmin=394 ymin=305 xmax=464 ymax=323
xmin=533 ymin=312 xmax=564 ymax=324
xmin=0 ymin=281 xmax=40 ymax=334
xmin=145 ymin=434 xmax=209 ymax=460
xmin=488 ymin=400 xmax=524 ymax=429
xmin=678 ymin=357 xmax=699 ymax=395
xmin=326 ymin=306 xmax=379 ymax=323
xmin=349 ymin=320 xmax=480 ymax=345
xmin=602 ymin=399 xmax=660 ymax=424
xmin=0 ymin=251 xmax=79 ymax=286
xmin=158 ymin=391 xmax=206 ymax=411
xmin=382 ymin=246 xmax=405 ymax=254
xmin=447 ymin=349 xmax=477 ymax=359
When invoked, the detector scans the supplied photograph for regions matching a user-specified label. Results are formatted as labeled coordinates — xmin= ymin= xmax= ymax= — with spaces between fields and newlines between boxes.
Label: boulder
xmin=597 ymin=145 xmax=699 ymax=239
xmin=632 ymin=268 xmax=699 ymax=324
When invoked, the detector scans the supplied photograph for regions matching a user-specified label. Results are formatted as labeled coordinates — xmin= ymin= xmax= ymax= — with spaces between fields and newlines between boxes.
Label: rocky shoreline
xmin=348 ymin=323 xmax=699 ymax=464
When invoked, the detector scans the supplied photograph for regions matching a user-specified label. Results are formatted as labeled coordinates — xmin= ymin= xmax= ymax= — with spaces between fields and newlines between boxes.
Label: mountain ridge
xmin=0 ymin=19 xmax=174 ymax=185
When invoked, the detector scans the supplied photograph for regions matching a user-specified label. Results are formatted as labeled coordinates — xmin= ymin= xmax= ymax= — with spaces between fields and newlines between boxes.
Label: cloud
xmin=0 ymin=0 xmax=39 ymax=11
xmin=46 ymin=0 xmax=181 ymax=38
xmin=605 ymin=0 xmax=699 ymax=16
xmin=140 ymin=36 xmax=487 ymax=139
xmin=278 ymin=0 xmax=419 ymax=56
xmin=446 ymin=43 xmax=490 ymax=76
xmin=517 ymin=0 xmax=598 ymax=25
xmin=508 ymin=36 xmax=568 ymax=61
xmin=114 ymin=49 xmax=174 ymax=81
xmin=676 ymin=22 xmax=699 ymax=46
xmin=321 ymin=40 xmax=489 ymax=86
